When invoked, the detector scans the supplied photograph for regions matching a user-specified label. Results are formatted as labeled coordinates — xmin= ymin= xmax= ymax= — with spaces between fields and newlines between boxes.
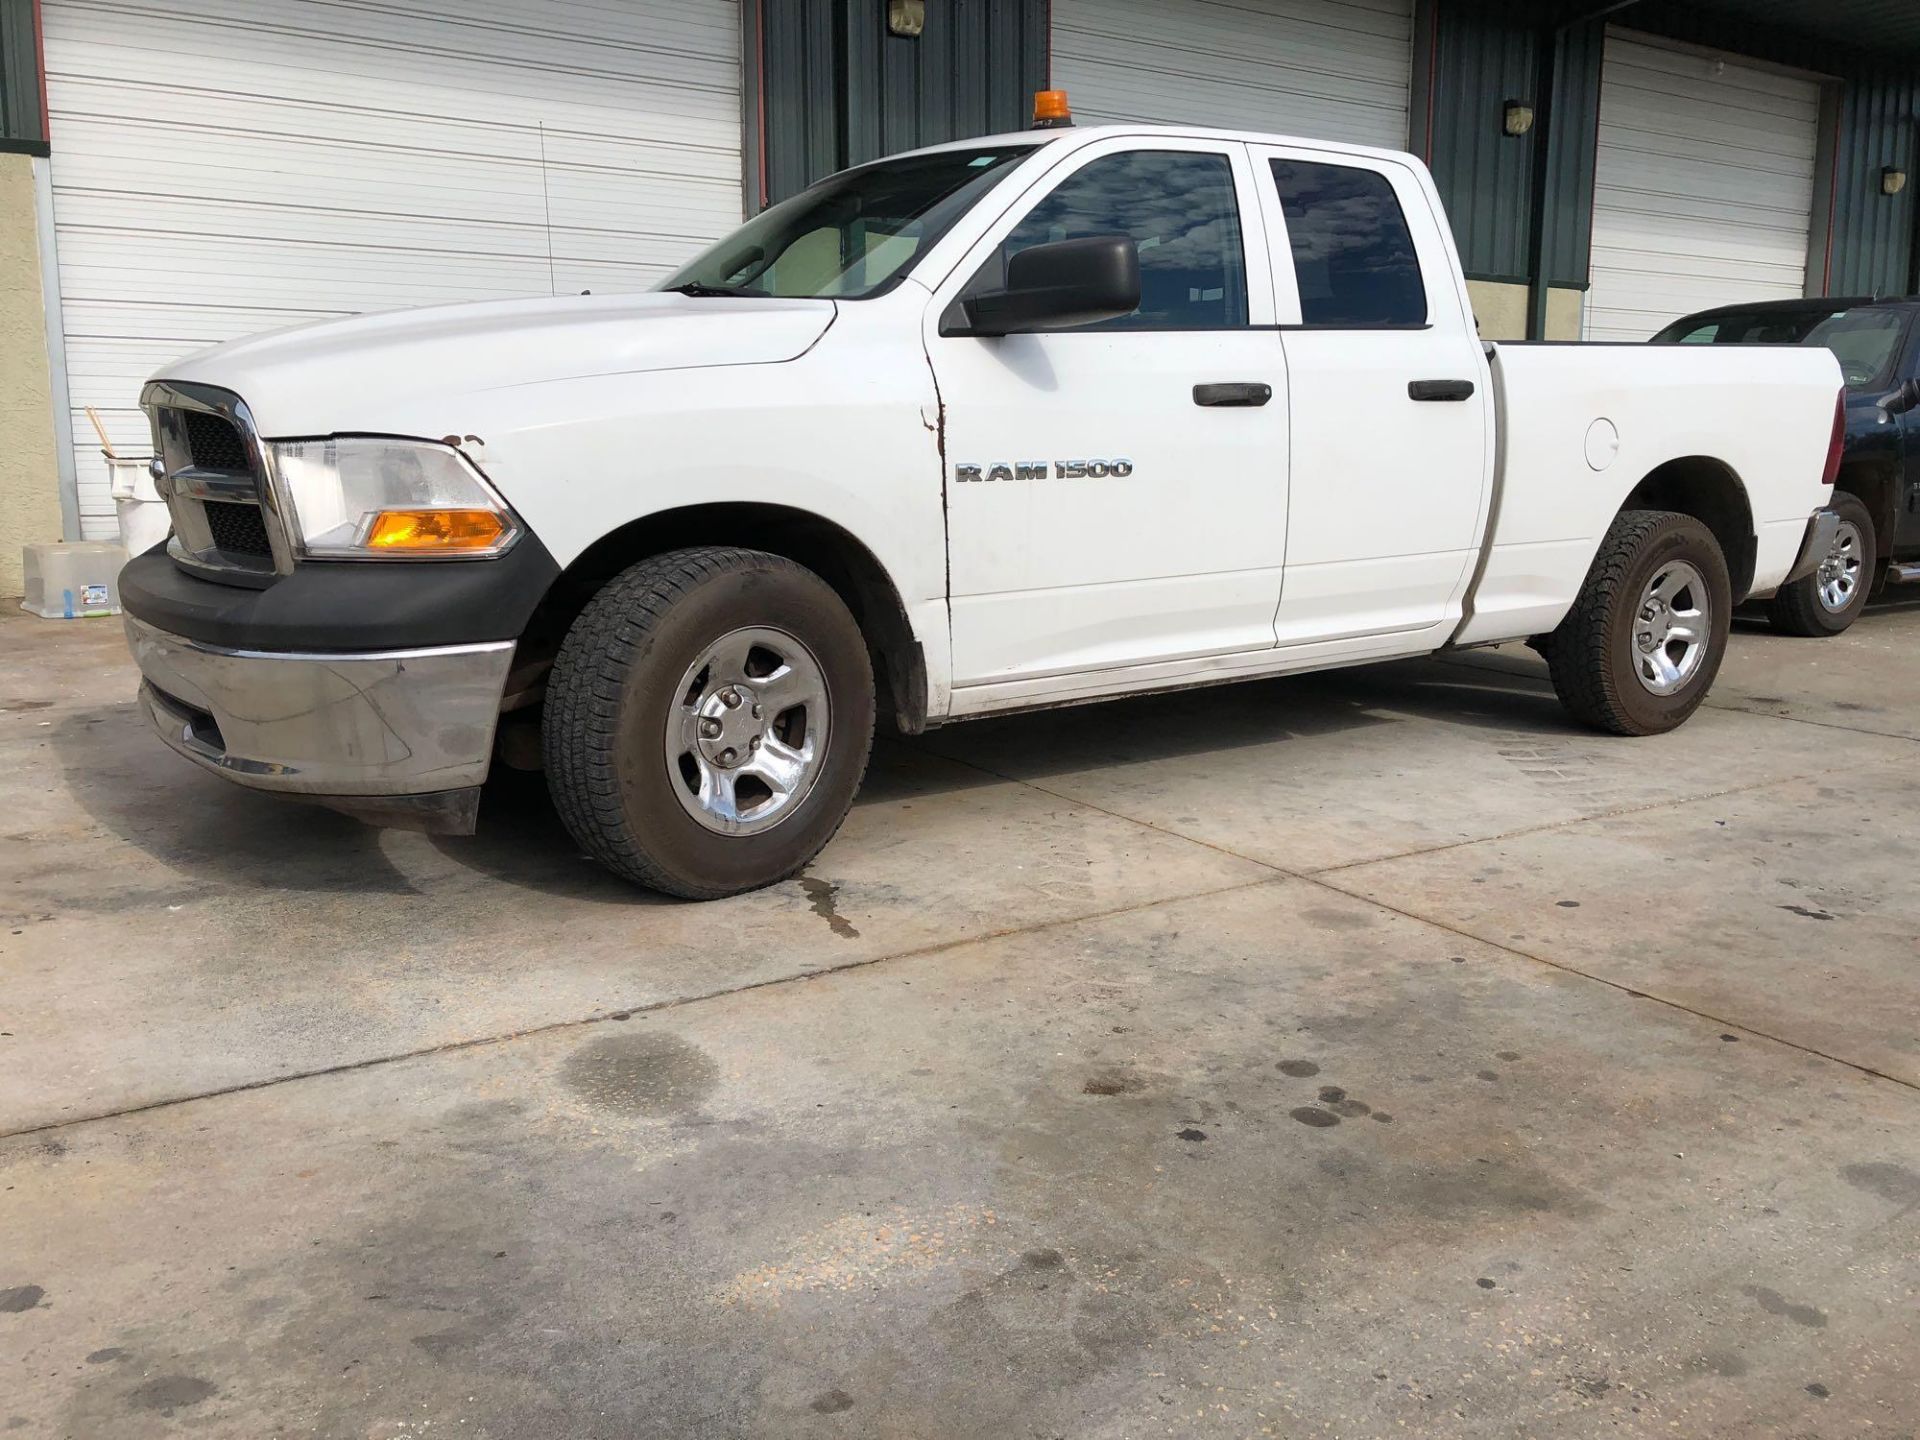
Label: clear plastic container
xmin=20 ymin=541 xmax=128 ymax=619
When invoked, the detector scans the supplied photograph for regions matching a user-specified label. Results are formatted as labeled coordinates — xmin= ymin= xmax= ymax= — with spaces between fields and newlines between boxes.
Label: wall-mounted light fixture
xmin=887 ymin=0 xmax=925 ymax=37
xmin=1503 ymin=101 xmax=1535 ymax=138
xmin=1883 ymin=166 xmax=1907 ymax=197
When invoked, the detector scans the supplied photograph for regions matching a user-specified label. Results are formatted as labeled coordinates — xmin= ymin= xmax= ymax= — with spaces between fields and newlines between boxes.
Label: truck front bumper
xmin=1781 ymin=507 xmax=1843 ymax=587
xmin=126 ymin=616 xmax=514 ymax=834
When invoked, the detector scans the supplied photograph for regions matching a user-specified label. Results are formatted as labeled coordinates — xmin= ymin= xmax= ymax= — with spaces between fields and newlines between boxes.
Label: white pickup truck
xmin=122 ymin=117 xmax=1845 ymax=897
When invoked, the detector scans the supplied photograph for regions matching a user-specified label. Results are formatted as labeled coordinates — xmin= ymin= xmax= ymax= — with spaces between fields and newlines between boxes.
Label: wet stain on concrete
xmin=1175 ymin=1128 xmax=1206 ymax=1142
xmin=0 ymin=1286 xmax=44 ymax=1313
xmin=810 ymin=1389 xmax=855 ymax=1413
xmin=1496 ymin=1050 xmax=1521 ymax=1061
xmin=1290 ymin=1107 xmax=1339 ymax=1128
xmin=1695 ymin=1350 xmax=1748 ymax=1377
xmin=1370 ymin=1111 xmax=1394 ymax=1123
xmin=1777 ymin=904 xmax=1835 ymax=922
xmin=798 ymin=875 xmax=858 ymax=939
xmin=1082 ymin=1072 xmax=1145 ymax=1097
xmin=127 ymin=1376 xmax=216 ymax=1414
xmin=0 ymin=699 xmax=51 ymax=713
xmin=1475 ymin=1070 xmax=1499 ymax=1082
xmin=1317 ymin=1085 xmax=1371 ymax=1118
xmin=1276 ymin=1059 xmax=1320 ymax=1077
xmin=1555 ymin=900 xmax=1581 ymax=909
xmin=1476 ymin=1277 xmax=1496 ymax=1289
xmin=1806 ymin=1382 xmax=1830 ymax=1398
xmin=1742 ymin=1285 xmax=1827 ymax=1329
xmin=560 ymin=1030 xmax=720 ymax=1117
xmin=1020 ymin=1248 xmax=1065 ymax=1271
xmin=1840 ymin=1161 xmax=1920 ymax=1207
xmin=84 ymin=1348 xmax=128 ymax=1364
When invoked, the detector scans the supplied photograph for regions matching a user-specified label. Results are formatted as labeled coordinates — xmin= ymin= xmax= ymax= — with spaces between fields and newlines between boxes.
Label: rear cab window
xmin=1267 ymin=159 xmax=1428 ymax=327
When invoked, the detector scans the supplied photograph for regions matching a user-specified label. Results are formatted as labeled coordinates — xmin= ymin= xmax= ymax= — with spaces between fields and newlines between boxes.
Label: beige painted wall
xmin=1466 ymin=279 xmax=1584 ymax=342
xmin=0 ymin=152 xmax=64 ymax=600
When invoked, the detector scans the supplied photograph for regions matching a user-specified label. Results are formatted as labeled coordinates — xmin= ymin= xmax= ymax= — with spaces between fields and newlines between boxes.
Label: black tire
xmin=1766 ymin=492 xmax=1874 ymax=637
xmin=543 ymin=547 xmax=875 ymax=898
xmin=1546 ymin=509 xmax=1733 ymax=737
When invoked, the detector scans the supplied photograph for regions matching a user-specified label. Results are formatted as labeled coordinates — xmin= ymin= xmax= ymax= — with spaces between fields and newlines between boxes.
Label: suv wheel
xmin=1767 ymin=492 xmax=1874 ymax=637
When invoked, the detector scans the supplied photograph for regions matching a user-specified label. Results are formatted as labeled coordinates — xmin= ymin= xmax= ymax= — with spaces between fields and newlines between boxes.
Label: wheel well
xmin=1834 ymin=461 xmax=1897 ymax=561
xmin=518 ymin=504 xmax=928 ymax=734
xmin=1621 ymin=457 xmax=1757 ymax=600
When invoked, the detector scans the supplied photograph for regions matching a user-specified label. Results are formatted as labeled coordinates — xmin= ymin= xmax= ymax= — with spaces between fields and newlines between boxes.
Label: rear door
xmin=1249 ymin=146 xmax=1493 ymax=645
xmin=927 ymin=137 xmax=1292 ymax=688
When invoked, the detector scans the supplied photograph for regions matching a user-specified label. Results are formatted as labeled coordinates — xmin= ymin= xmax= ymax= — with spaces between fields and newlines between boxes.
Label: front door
xmin=925 ymin=138 xmax=1291 ymax=689
xmin=1250 ymin=146 xmax=1493 ymax=645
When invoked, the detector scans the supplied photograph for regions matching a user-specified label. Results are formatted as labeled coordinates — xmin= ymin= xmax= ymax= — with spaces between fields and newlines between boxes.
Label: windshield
xmin=1653 ymin=305 xmax=1908 ymax=389
xmin=659 ymin=145 xmax=1038 ymax=300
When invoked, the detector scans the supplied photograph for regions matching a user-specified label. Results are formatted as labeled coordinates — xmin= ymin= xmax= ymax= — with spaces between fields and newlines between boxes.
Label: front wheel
xmin=1546 ymin=510 xmax=1733 ymax=736
xmin=1766 ymin=492 xmax=1874 ymax=637
xmin=543 ymin=547 xmax=875 ymax=898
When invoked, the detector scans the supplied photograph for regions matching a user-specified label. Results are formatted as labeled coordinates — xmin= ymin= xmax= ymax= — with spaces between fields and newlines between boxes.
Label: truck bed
xmin=1457 ymin=340 xmax=1843 ymax=647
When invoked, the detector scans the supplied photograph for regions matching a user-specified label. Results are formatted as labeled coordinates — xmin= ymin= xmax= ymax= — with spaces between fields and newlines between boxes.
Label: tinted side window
xmin=1269 ymin=160 xmax=1426 ymax=327
xmin=996 ymin=150 xmax=1248 ymax=330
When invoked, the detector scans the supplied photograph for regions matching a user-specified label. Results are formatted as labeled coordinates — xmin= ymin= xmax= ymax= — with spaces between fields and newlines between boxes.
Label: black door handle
xmin=1408 ymin=379 xmax=1475 ymax=402
xmin=1193 ymin=382 xmax=1272 ymax=407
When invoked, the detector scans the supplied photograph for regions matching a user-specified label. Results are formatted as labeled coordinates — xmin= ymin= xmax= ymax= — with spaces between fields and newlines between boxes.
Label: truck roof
xmin=891 ymin=122 xmax=1421 ymax=169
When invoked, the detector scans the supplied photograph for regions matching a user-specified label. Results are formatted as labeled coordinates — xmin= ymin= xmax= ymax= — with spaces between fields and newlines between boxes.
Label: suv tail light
xmin=1821 ymin=390 xmax=1845 ymax=486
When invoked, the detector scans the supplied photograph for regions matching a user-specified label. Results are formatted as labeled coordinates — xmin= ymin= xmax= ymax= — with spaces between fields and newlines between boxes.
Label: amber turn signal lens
xmin=363 ymin=508 xmax=509 ymax=552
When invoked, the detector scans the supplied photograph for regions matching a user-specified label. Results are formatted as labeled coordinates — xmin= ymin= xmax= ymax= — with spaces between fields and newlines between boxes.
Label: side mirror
xmin=949 ymin=235 xmax=1141 ymax=337
xmin=1885 ymin=377 xmax=1920 ymax=416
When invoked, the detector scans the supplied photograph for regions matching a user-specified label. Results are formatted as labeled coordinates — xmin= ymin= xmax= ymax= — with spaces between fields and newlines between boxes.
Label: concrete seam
xmin=0 ymin=873 xmax=1285 ymax=1142
xmin=928 ymin=752 xmax=1919 ymax=1096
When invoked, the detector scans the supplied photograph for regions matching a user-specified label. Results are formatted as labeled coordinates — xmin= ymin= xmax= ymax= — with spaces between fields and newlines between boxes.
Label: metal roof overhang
xmin=1563 ymin=0 xmax=1920 ymax=58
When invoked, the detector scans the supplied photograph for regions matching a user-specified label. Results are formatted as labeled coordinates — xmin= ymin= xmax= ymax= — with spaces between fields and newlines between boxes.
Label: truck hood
xmin=152 ymin=292 xmax=838 ymax=437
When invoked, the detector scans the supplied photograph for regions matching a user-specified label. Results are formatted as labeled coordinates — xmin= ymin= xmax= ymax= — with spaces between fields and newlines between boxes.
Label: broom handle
xmin=84 ymin=406 xmax=118 ymax=459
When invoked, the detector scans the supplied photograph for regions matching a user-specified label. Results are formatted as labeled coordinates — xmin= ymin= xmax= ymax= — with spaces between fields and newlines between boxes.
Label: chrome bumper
xmin=1782 ymin=507 xmax=1842 ymax=586
xmin=125 ymin=616 xmax=513 ymax=831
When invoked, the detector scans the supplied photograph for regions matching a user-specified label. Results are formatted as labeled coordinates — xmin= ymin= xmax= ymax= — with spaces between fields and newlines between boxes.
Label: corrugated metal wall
xmin=1826 ymin=66 xmax=1917 ymax=295
xmin=1627 ymin=3 xmax=1920 ymax=296
xmin=0 ymin=0 xmax=46 ymax=151
xmin=1422 ymin=1 xmax=1600 ymax=289
xmin=1426 ymin=0 xmax=1920 ymax=303
xmin=752 ymin=0 xmax=1047 ymax=207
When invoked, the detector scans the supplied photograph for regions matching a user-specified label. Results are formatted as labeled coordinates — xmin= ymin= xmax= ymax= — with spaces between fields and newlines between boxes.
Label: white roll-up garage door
xmin=42 ymin=0 xmax=742 ymax=537
xmin=1585 ymin=33 xmax=1821 ymax=343
xmin=1052 ymin=0 xmax=1412 ymax=150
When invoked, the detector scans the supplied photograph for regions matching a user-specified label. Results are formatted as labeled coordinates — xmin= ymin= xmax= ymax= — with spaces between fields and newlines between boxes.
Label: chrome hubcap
xmin=665 ymin=626 xmax=829 ymax=835
xmin=1632 ymin=560 xmax=1710 ymax=697
xmin=1816 ymin=520 xmax=1863 ymax=613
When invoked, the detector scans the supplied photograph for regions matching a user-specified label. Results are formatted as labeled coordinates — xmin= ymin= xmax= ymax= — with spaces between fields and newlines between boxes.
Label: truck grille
xmin=143 ymin=380 xmax=291 ymax=580
xmin=182 ymin=409 xmax=249 ymax=472
xmin=203 ymin=500 xmax=274 ymax=557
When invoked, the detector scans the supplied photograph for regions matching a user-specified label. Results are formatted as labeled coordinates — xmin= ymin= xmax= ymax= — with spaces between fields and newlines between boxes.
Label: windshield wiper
xmin=667 ymin=282 xmax=757 ymax=298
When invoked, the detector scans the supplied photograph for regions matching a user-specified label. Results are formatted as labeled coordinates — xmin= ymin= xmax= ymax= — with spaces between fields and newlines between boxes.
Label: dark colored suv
xmin=1654 ymin=298 xmax=1920 ymax=636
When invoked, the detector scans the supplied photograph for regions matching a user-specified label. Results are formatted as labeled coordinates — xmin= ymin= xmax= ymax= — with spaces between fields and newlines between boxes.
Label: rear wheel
xmin=1546 ymin=509 xmax=1732 ymax=736
xmin=543 ymin=547 xmax=875 ymax=898
xmin=1766 ymin=492 xmax=1873 ymax=637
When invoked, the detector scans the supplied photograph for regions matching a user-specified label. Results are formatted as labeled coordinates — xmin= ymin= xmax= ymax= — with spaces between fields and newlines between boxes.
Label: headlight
xmin=271 ymin=438 xmax=521 ymax=559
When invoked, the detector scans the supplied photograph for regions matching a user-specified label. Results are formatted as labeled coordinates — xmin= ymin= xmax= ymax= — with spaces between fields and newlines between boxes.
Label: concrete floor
xmin=2 ymin=601 xmax=1917 ymax=1439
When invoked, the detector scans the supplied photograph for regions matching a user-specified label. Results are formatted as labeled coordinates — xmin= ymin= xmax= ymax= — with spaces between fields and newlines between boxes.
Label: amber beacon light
xmin=1031 ymin=89 xmax=1073 ymax=128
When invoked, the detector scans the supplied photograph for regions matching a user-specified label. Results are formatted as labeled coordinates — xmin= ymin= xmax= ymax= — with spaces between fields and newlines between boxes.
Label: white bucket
xmin=108 ymin=454 xmax=170 ymax=558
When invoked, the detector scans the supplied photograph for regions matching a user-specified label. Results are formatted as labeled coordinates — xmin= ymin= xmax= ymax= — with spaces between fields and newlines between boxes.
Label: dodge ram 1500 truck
xmin=121 ymin=116 xmax=1846 ymax=898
